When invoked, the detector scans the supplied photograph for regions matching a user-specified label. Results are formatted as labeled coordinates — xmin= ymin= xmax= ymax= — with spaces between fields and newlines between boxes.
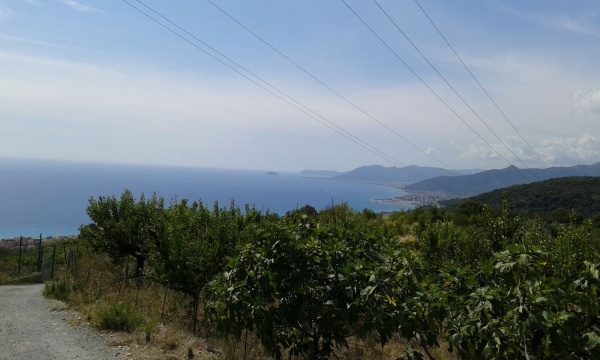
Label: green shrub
xmin=95 ymin=302 xmax=144 ymax=332
xmin=44 ymin=279 xmax=71 ymax=301
xmin=0 ymin=273 xmax=9 ymax=285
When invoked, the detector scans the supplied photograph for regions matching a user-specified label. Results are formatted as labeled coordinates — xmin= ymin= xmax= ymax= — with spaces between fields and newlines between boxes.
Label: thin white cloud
xmin=455 ymin=133 xmax=600 ymax=169
xmin=424 ymin=147 xmax=436 ymax=156
xmin=23 ymin=0 xmax=43 ymax=6
xmin=0 ymin=7 xmax=16 ymax=19
xmin=490 ymin=2 xmax=600 ymax=38
xmin=1 ymin=43 xmax=598 ymax=171
xmin=457 ymin=140 xmax=501 ymax=164
xmin=0 ymin=52 xmax=327 ymax=167
xmin=536 ymin=134 xmax=599 ymax=166
xmin=551 ymin=15 xmax=600 ymax=38
xmin=0 ymin=34 xmax=77 ymax=51
xmin=574 ymin=89 xmax=600 ymax=117
xmin=59 ymin=0 xmax=104 ymax=14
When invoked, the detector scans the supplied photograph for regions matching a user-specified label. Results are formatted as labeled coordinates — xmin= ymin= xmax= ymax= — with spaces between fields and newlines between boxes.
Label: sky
xmin=1 ymin=0 xmax=599 ymax=172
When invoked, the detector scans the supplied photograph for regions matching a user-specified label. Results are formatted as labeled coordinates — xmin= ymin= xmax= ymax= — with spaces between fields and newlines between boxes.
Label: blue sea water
xmin=0 ymin=158 xmax=411 ymax=239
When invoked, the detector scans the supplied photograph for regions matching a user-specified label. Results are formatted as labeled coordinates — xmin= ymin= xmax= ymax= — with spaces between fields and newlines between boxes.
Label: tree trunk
xmin=133 ymin=255 xmax=145 ymax=281
xmin=310 ymin=330 xmax=319 ymax=360
xmin=192 ymin=292 xmax=200 ymax=334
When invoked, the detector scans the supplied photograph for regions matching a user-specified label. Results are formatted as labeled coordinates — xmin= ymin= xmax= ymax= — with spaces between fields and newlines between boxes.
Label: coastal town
xmin=373 ymin=191 xmax=458 ymax=208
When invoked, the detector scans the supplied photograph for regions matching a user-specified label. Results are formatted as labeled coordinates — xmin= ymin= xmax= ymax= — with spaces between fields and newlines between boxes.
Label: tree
xmin=207 ymin=216 xmax=392 ymax=360
xmin=149 ymin=199 xmax=261 ymax=333
xmin=370 ymin=253 xmax=447 ymax=360
xmin=479 ymin=200 xmax=523 ymax=252
xmin=79 ymin=189 xmax=165 ymax=278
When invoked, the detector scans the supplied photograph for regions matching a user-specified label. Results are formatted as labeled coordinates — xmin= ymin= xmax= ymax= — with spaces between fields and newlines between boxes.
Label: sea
xmin=0 ymin=158 xmax=412 ymax=240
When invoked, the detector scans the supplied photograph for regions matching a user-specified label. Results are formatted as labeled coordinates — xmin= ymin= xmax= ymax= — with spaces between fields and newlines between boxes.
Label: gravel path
xmin=0 ymin=284 xmax=128 ymax=360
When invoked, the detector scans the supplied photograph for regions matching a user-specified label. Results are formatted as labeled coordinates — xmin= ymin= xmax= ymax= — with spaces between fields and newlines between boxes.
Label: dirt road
xmin=0 ymin=284 xmax=127 ymax=360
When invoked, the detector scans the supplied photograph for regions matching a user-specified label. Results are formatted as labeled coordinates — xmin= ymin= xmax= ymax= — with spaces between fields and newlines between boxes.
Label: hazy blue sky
xmin=2 ymin=0 xmax=599 ymax=172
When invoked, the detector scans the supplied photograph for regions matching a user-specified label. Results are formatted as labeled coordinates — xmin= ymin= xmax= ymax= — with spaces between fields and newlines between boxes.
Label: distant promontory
xmin=299 ymin=169 xmax=342 ymax=177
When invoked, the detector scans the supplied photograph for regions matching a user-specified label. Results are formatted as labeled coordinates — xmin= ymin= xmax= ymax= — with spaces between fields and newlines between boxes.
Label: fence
xmin=0 ymin=234 xmax=82 ymax=284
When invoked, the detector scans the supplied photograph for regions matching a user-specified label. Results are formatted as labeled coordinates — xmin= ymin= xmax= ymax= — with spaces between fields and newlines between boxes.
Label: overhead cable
xmin=412 ymin=0 xmax=548 ymax=168
xmin=341 ymin=0 xmax=530 ymax=179
xmin=373 ymin=0 xmax=538 ymax=179
xmin=204 ymin=0 xmax=461 ymax=174
xmin=122 ymin=0 xmax=441 ymax=184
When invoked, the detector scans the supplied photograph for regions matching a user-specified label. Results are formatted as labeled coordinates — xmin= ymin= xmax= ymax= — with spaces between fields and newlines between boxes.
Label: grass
xmin=0 ymin=272 xmax=10 ymax=285
xmin=94 ymin=301 xmax=145 ymax=332
xmin=44 ymin=278 xmax=72 ymax=301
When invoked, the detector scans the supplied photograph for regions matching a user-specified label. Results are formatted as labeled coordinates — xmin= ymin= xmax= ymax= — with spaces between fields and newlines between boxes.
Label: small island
xmin=266 ymin=171 xmax=279 ymax=176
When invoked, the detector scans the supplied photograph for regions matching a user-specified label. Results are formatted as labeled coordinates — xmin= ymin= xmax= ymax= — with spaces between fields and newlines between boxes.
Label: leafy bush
xmin=446 ymin=245 xmax=600 ymax=359
xmin=44 ymin=279 xmax=72 ymax=301
xmin=94 ymin=302 xmax=144 ymax=332
xmin=206 ymin=217 xmax=394 ymax=360
xmin=70 ymin=189 xmax=600 ymax=358
xmin=552 ymin=220 xmax=598 ymax=280
xmin=0 ymin=273 xmax=9 ymax=285
xmin=417 ymin=221 xmax=489 ymax=274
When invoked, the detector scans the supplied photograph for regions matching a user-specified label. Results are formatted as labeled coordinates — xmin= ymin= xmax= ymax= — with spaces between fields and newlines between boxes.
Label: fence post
xmin=72 ymin=248 xmax=78 ymax=277
xmin=18 ymin=236 xmax=22 ymax=275
xmin=63 ymin=243 xmax=68 ymax=267
xmin=135 ymin=277 xmax=142 ymax=307
xmin=161 ymin=283 xmax=169 ymax=320
xmin=95 ymin=270 xmax=104 ymax=300
xmin=192 ymin=291 xmax=200 ymax=334
xmin=51 ymin=244 xmax=56 ymax=280
xmin=243 ymin=329 xmax=249 ymax=360
xmin=37 ymin=234 xmax=43 ymax=272
xmin=85 ymin=265 xmax=91 ymax=287
xmin=116 ymin=266 xmax=126 ymax=303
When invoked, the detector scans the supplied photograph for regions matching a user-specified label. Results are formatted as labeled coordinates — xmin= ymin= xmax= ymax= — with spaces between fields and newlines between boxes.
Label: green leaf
xmin=584 ymin=331 xmax=600 ymax=349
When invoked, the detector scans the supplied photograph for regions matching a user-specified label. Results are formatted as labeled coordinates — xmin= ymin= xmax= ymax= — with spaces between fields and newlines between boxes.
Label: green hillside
xmin=406 ymin=162 xmax=600 ymax=196
xmin=440 ymin=176 xmax=600 ymax=217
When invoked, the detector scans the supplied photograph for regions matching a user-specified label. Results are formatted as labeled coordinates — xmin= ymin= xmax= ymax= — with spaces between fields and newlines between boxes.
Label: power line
xmin=204 ymin=0 xmax=460 ymax=174
xmin=128 ymin=0 xmax=409 ymax=172
xmin=340 ymin=0 xmax=528 ymax=179
xmin=412 ymin=0 xmax=548 ymax=168
xmin=122 ymin=0 xmax=441 ymax=184
xmin=123 ymin=0 xmax=506 ymax=190
xmin=373 ymin=0 xmax=538 ymax=179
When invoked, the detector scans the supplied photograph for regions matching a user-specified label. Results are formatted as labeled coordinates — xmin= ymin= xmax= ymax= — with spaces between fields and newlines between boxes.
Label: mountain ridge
xmin=300 ymin=163 xmax=600 ymax=198
xmin=329 ymin=165 xmax=477 ymax=185
xmin=406 ymin=162 xmax=600 ymax=196
xmin=439 ymin=176 xmax=600 ymax=217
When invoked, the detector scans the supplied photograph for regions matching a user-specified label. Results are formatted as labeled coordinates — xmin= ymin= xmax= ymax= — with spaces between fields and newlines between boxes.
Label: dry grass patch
xmin=396 ymin=234 xmax=416 ymax=243
xmin=159 ymin=326 xmax=181 ymax=351
xmin=322 ymin=333 xmax=457 ymax=360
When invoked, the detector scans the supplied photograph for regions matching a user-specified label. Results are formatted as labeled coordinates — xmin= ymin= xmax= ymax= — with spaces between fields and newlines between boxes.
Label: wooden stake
xmin=161 ymin=283 xmax=169 ymax=320
xmin=37 ymin=234 xmax=42 ymax=272
xmin=51 ymin=244 xmax=56 ymax=280
xmin=18 ymin=236 xmax=22 ymax=275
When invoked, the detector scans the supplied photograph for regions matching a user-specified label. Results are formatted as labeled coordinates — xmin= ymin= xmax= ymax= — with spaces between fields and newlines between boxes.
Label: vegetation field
xmin=440 ymin=176 xmax=600 ymax=219
xmin=2 ymin=186 xmax=600 ymax=359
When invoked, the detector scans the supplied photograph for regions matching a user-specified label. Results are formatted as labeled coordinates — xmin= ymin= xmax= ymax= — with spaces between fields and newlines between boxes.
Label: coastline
xmin=372 ymin=191 xmax=458 ymax=208
xmin=303 ymin=177 xmax=459 ymax=209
